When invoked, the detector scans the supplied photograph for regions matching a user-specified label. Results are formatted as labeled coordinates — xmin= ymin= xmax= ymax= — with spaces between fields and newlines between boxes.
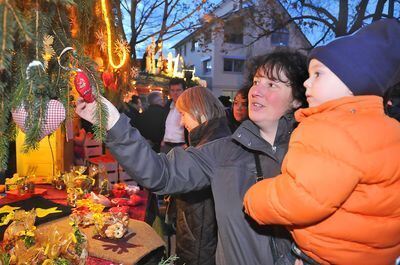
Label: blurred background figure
xmin=123 ymin=95 xmax=143 ymax=128
xmin=227 ymin=87 xmax=249 ymax=133
xmin=160 ymin=78 xmax=187 ymax=153
xmin=218 ymin=95 xmax=232 ymax=110
xmin=136 ymin=91 xmax=168 ymax=152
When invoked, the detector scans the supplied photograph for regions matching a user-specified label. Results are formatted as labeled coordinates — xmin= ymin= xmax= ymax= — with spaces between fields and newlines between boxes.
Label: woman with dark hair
xmin=76 ymin=49 xmax=308 ymax=265
xmin=227 ymin=87 xmax=250 ymax=133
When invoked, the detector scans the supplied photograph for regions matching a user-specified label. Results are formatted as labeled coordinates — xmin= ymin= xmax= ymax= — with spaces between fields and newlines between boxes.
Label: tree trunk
xmin=336 ymin=0 xmax=349 ymax=36
xmin=155 ymin=0 xmax=169 ymax=54
xmin=372 ymin=0 xmax=387 ymax=21
xmin=388 ymin=0 xmax=395 ymax=18
xmin=113 ymin=0 xmax=127 ymax=41
xmin=130 ymin=0 xmax=138 ymax=60
xmin=349 ymin=0 xmax=369 ymax=33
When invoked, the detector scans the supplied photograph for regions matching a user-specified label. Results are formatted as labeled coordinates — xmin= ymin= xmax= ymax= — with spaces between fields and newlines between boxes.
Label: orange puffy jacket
xmin=244 ymin=96 xmax=400 ymax=265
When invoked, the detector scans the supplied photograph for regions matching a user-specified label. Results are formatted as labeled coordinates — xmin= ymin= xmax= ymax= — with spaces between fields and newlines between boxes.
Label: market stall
xmin=1 ymin=181 xmax=165 ymax=264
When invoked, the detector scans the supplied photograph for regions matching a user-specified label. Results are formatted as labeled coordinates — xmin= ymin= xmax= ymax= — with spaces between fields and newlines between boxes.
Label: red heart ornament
xmin=12 ymin=99 xmax=66 ymax=140
xmin=74 ymin=71 xmax=95 ymax=103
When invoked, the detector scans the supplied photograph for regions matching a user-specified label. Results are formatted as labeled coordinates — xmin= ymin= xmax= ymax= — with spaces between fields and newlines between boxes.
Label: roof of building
xmin=170 ymin=0 xmax=312 ymax=49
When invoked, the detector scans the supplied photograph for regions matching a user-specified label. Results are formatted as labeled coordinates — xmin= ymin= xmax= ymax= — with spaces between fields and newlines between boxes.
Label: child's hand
xmin=295 ymin=259 xmax=304 ymax=265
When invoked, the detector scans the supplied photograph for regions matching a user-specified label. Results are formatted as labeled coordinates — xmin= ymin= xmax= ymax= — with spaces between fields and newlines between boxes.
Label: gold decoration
xmin=42 ymin=35 xmax=55 ymax=69
xmin=0 ymin=205 xmax=21 ymax=214
xmin=36 ymin=207 xmax=62 ymax=218
xmin=115 ymin=39 xmax=130 ymax=58
xmin=95 ymin=29 xmax=107 ymax=53
xmin=130 ymin=66 xmax=139 ymax=79
xmin=101 ymin=0 xmax=128 ymax=69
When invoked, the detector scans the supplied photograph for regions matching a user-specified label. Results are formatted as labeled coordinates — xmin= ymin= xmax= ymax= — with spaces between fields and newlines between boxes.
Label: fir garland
xmin=0 ymin=0 xmax=108 ymax=171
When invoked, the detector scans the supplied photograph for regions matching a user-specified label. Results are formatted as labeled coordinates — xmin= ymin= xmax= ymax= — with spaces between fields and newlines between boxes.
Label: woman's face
xmin=180 ymin=111 xmax=200 ymax=132
xmin=233 ymin=93 xmax=248 ymax=122
xmin=248 ymin=68 xmax=298 ymax=129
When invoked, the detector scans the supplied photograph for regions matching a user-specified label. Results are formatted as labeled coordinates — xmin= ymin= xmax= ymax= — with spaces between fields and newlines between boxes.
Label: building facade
xmin=172 ymin=0 xmax=311 ymax=98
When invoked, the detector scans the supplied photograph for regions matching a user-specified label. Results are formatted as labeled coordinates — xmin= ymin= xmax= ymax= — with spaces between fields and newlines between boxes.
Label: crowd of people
xmin=76 ymin=19 xmax=400 ymax=265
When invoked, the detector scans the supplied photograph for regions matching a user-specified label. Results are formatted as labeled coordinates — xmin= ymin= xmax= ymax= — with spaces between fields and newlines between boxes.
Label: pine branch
xmin=0 ymin=80 xmax=15 ymax=171
xmin=0 ymin=4 xmax=17 ymax=73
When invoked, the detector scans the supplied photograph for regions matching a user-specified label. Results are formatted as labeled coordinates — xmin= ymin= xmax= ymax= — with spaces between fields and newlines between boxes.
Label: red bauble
xmin=102 ymin=72 xmax=114 ymax=87
xmin=74 ymin=71 xmax=95 ymax=103
xmin=102 ymin=71 xmax=118 ymax=91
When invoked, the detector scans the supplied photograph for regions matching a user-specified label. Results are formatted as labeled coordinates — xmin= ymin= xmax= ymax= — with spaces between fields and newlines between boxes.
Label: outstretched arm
xmin=76 ymin=97 xmax=213 ymax=195
xmin=106 ymin=114 xmax=213 ymax=194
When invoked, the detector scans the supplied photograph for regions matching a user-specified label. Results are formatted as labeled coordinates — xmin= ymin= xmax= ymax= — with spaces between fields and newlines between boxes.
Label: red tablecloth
xmin=1 ymin=184 xmax=150 ymax=264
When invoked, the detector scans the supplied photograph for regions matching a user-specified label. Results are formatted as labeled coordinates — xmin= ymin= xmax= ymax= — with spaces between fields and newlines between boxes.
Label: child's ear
xmin=291 ymin=99 xmax=302 ymax=109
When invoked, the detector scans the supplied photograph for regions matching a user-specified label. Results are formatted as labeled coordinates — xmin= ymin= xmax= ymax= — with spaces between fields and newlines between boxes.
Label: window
xmin=184 ymin=65 xmax=195 ymax=80
xmin=223 ymin=58 xmax=245 ymax=73
xmin=224 ymin=18 xmax=243 ymax=44
xmin=191 ymin=39 xmax=199 ymax=51
xmin=271 ymin=28 xmax=289 ymax=46
xmin=203 ymin=59 xmax=212 ymax=74
xmin=183 ymin=43 xmax=187 ymax=56
xmin=204 ymin=29 xmax=212 ymax=44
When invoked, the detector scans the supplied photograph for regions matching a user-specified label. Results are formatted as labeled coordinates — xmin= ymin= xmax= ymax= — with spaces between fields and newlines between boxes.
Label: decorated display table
xmin=1 ymin=185 xmax=149 ymax=222
xmin=0 ymin=185 xmax=165 ymax=265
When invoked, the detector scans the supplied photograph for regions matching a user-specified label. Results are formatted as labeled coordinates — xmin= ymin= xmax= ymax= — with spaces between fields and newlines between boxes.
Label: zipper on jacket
xmin=271 ymin=146 xmax=277 ymax=153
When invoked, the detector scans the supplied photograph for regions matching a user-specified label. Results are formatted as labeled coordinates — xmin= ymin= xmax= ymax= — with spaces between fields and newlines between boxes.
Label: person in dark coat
xmin=76 ymin=49 xmax=308 ymax=265
xmin=173 ymin=86 xmax=230 ymax=265
xmin=123 ymin=95 xmax=143 ymax=128
xmin=136 ymin=91 xmax=167 ymax=152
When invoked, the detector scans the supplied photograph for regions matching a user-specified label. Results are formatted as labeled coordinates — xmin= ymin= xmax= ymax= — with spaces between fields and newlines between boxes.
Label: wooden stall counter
xmin=0 ymin=185 xmax=165 ymax=264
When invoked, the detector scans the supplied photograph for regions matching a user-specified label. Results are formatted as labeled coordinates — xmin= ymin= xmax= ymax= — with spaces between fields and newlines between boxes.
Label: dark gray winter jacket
xmin=175 ymin=117 xmax=230 ymax=265
xmin=106 ymin=113 xmax=296 ymax=265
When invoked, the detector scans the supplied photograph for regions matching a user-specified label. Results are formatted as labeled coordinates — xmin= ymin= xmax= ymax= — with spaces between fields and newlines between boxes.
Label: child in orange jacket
xmin=244 ymin=19 xmax=400 ymax=265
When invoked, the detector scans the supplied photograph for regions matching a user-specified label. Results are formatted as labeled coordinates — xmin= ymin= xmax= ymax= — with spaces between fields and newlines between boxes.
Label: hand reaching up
xmin=75 ymin=96 xmax=120 ymax=131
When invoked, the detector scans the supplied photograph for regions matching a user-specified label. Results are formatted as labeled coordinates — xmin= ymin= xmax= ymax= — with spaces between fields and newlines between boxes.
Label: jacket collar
xmin=295 ymin=95 xmax=384 ymax=122
xmin=232 ymin=113 xmax=296 ymax=154
xmin=189 ymin=117 xmax=231 ymax=147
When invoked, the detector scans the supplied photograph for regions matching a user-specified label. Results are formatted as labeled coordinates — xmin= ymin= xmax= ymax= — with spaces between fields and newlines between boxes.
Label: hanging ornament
xmin=115 ymin=39 xmax=130 ymax=58
xmin=130 ymin=66 xmax=139 ymax=79
xmin=58 ymin=47 xmax=95 ymax=103
xmin=74 ymin=71 xmax=95 ymax=103
xmin=102 ymin=72 xmax=118 ymax=91
xmin=12 ymin=99 xmax=66 ymax=140
xmin=101 ymin=0 xmax=128 ymax=69
xmin=102 ymin=71 xmax=114 ymax=88
xmin=42 ymin=35 xmax=55 ymax=69
xmin=95 ymin=29 xmax=107 ymax=53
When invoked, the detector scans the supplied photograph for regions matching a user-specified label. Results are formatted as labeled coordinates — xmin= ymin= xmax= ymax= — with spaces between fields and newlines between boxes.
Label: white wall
xmin=175 ymin=0 xmax=311 ymax=97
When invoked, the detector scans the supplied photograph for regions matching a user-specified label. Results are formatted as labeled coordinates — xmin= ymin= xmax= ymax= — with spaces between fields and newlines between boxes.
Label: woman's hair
xmin=176 ymin=86 xmax=226 ymax=124
xmin=234 ymin=86 xmax=250 ymax=101
xmin=247 ymin=48 xmax=308 ymax=109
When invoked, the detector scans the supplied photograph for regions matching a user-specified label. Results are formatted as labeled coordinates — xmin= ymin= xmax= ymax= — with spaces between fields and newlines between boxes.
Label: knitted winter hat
xmin=309 ymin=19 xmax=400 ymax=96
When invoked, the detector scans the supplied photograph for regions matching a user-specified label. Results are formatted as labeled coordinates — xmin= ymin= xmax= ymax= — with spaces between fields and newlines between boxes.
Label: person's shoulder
xmin=195 ymin=135 xmax=246 ymax=162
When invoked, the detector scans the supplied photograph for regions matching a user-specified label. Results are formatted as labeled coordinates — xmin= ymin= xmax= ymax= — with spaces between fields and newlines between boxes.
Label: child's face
xmin=304 ymin=59 xmax=353 ymax=107
xmin=249 ymin=68 xmax=299 ymax=129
